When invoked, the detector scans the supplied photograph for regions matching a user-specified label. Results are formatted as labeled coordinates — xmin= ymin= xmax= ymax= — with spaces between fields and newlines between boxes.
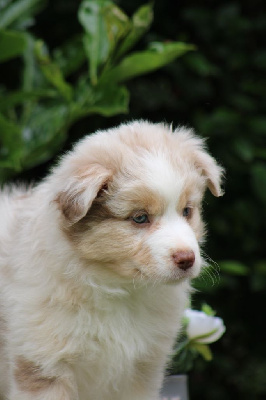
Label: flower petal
xmin=184 ymin=309 xmax=226 ymax=344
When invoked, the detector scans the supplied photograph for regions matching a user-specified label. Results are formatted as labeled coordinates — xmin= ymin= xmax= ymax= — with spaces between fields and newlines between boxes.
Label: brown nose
xmin=172 ymin=250 xmax=195 ymax=271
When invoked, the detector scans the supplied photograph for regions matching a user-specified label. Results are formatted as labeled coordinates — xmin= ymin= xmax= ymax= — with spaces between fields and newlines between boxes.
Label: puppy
xmin=0 ymin=121 xmax=223 ymax=400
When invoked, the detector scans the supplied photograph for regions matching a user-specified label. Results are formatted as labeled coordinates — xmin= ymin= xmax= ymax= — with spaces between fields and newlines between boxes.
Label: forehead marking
xmin=106 ymin=184 xmax=166 ymax=217
xmin=140 ymin=152 xmax=185 ymax=210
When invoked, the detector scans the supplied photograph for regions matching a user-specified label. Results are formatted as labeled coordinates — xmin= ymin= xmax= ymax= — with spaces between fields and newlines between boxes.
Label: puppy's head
xmin=54 ymin=121 xmax=223 ymax=284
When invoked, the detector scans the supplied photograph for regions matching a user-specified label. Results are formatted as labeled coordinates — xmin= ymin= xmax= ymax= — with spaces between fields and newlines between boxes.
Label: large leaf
xmin=101 ymin=41 xmax=195 ymax=83
xmin=0 ymin=0 xmax=45 ymax=29
xmin=78 ymin=0 xmax=129 ymax=84
xmin=22 ymin=33 xmax=37 ymax=91
xmin=35 ymin=41 xmax=73 ymax=102
xmin=0 ymin=30 xmax=27 ymax=62
xmin=72 ymin=78 xmax=129 ymax=118
xmin=86 ymin=84 xmax=129 ymax=116
xmin=115 ymin=3 xmax=154 ymax=60
xmin=21 ymin=104 xmax=70 ymax=169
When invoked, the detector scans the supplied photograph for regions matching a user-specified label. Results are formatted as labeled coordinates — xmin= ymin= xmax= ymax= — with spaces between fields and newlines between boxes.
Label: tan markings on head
xmin=174 ymin=174 xmax=206 ymax=241
xmin=66 ymin=205 xmax=139 ymax=272
xmin=55 ymin=162 xmax=113 ymax=225
xmin=65 ymin=200 xmax=114 ymax=240
xmin=15 ymin=357 xmax=56 ymax=393
xmin=106 ymin=184 xmax=166 ymax=219
xmin=63 ymin=198 xmax=158 ymax=280
xmin=178 ymin=184 xmax=192 ymax=211
xmin=178 ymin=172 xmax=206 ymax=210
xmin=55 ymin=189 xmax=86 ymax=222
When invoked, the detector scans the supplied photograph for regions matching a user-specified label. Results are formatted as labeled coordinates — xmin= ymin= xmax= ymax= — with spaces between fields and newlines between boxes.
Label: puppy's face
xmin=55 ymin=122 xmax=223 ymax=285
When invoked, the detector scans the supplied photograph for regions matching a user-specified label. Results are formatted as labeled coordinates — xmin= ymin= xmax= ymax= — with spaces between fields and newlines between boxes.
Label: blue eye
xmin=132 ymin=214 xmax=149 ymax=224
xmin=183 ymin=207 xmax=193 ymax=219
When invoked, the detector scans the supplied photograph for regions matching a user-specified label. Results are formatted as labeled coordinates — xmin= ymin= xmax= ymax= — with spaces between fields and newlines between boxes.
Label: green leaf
xmin=72 ymin=78 xmax=129 ymax=118
xmin=22 ymin=33 xmax=36 ymax=91
xmin=87 ymin=84 xmax=129 ymax=116
xmin=0 ymin=0 xmax=45 ymax=29
xmin=0 ymin=89 xmax=57 ymax=112
xmin=35 ymin=41 xmax=73 ymax=102
xmin=170 ymin=347 xmax=196 ymax=374
xmin=21 ymin=33 xmax=49 ymax=122
xmin=115 ymin=3 xmax=154 ymax=59
xmin=220 ymin=260 xmax=250 ymax=276
xmin=101 ymin=41 xmax=195 ymax=83
xmin=0 ymin=112 xmax=23 ymax=171
xmin=0 ymin=30 xmax=27 ymax=62
xmin=0 ymin=104 xmax=69 ymax=175
xmin=21 ymin=104 xmax=69 ymax=169
xmin=0 ymin=112 xmax=21 ymax=140
xmin=78 ymin=0 xmax=129 ymax=84
xmin=190 ymin=343 xmax=213 ymax=361
xmin=185 ymin=52 xmax=219 ymax=77
xmin=53 ymin=35 xmax=86 ymax=77
xmin=201 ymin=303 xmax=216 ymax=316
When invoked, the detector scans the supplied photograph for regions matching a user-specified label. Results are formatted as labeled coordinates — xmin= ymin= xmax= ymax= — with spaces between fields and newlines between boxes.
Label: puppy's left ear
xmin=55 ymin=164 xmax=112 ymax=224
xmin=194 ymin=150 xmax=224 ymax=197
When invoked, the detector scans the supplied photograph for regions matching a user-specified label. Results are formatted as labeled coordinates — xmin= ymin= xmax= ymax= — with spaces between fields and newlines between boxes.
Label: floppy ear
xmin=194 ymin=150 xmax=224 ymax=197
xmin=55 ymin=164 xmax=112 ymax=224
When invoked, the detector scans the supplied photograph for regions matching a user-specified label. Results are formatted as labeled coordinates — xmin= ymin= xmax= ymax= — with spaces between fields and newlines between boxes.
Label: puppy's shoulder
xmin=0 ymin=185 xmax=31 ymax=240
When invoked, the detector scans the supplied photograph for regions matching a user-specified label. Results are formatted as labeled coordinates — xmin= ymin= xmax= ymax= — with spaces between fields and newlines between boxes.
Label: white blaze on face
xmin=140 ymin=152 xmax=202 ymax=281
xmin=145 ymin=213 xmax=202 ymax=280
xmin=141 ymin=151 xmax=185 ymax=203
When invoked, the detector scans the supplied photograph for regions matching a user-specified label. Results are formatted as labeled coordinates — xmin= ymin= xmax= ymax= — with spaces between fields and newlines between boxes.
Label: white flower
xmin=184 ymin=309 xmax=226 ymax=344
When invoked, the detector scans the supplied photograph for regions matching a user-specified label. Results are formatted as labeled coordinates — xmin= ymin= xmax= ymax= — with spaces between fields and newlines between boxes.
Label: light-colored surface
xmin=161 ymin=375 xmax=188 ymax=400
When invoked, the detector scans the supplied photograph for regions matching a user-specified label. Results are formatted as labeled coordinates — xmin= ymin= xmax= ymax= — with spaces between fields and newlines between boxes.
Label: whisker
xmin=200 ymin=250 xmax=221 ymax=286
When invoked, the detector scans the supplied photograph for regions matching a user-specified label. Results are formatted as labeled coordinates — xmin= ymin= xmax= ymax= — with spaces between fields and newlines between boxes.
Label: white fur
xmin=0 ymin=121 xmax=223 ymax=400
xmin=145 ymin=214 xmax=202 ymax=281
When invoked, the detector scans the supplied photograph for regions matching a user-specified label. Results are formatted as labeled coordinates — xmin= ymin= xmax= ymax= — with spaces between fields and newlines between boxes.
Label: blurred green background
xmin=0 ymin=0 xmax=265 ymax=399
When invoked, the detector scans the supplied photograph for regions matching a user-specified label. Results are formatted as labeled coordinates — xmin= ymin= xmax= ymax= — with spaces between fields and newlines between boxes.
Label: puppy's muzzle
xmin=172 ymin=250 xmax=195 ymax=271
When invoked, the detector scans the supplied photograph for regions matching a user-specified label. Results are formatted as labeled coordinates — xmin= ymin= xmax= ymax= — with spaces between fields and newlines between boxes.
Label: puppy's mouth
xmin=132 ymin=262 xmax=199 ymax=285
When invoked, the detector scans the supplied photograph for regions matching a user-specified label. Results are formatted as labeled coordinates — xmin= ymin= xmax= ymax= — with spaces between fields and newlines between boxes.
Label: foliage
xmin=0 ymin=0 xmax=193 ymax=182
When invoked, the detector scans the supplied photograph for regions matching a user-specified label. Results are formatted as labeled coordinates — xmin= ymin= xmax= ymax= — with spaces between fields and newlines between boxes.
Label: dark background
xmin=1 ymin=0 xmax=266 ymax=398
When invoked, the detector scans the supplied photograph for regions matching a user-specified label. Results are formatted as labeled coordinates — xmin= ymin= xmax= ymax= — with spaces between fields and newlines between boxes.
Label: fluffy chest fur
xmin=70 ymin=284 xmax=188 ymax=400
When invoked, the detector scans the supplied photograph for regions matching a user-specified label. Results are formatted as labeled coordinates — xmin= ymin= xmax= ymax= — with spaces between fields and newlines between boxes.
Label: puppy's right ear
xmin=194 ymin=150 xmax=224 ymax=197
xmin=55 ymin=164 xmax=112 ymax=225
